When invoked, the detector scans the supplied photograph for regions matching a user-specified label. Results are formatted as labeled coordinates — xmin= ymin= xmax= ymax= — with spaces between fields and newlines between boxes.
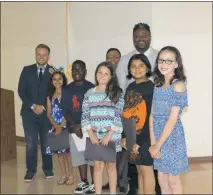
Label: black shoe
xmin=102 ymin=183 xmax=110 ymax=190
xmin=24 ymin=172 xmax=35 ymax=182
xmin=84 ymin=184 xmax=95 ymax=194
xmin=45 ymin=171 xmax=54 ymax=179
xmin=74 ymin=181 xmax=89 ymax=194
xmin=127 ymin=187 xmax=138 ymax=195
xmin=120 ymin=185 xmax=129 ymax=194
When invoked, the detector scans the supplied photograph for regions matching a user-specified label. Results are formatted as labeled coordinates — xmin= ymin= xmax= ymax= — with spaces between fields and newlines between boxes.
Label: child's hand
xmin=149 ymin=144 xmax=160 ymax=158
xmin=88 ymin=130 xmax=99 ymax=145
xmin=132 ymin=143 xmax=140 ymax=154
xmin=153 ymin=151 xmax=161 ymax=159
xmin=100 ymin=134 xmax=111 ymax=146
xmin=60 ymin=119 xmax=67 ymax=127
xmin=72 ymin=124 xmax=81 ymax=133
xmin=72 ymin=124 xmax=83 ymax=138
xmin=76 ymin=128 xmax=83 ymax=139
xmin=130 ymin=151 xmax=141 ymax=161
xmin=55 ymin=125 xmax=62 ymax=136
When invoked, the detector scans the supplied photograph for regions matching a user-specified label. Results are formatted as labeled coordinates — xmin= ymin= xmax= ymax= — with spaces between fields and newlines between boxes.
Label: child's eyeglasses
xmin=158 ymin=59 xmax=176 ymax=65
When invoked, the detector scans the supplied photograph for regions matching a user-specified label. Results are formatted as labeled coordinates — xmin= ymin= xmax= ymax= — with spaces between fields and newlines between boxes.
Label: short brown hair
xmin=35 ymin=44 xmax=50 ymax=54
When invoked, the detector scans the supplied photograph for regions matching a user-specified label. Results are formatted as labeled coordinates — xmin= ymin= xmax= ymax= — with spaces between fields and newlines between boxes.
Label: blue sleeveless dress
xmin=46 ymin=97 xmax=70 ymax=154
xmin=152 ymin=81 xmax=190 ymax=175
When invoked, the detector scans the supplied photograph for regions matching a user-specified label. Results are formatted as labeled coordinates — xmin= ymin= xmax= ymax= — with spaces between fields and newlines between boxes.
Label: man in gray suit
xmin=116 ymin=23 xmax=161 ymax=195
xmin=116 ymin=23 xmax=158 ymax=92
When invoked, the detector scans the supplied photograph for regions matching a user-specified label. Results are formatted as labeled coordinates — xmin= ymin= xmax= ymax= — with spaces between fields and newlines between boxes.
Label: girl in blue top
xmin=149 ymin=46 xmax=189 ymax=194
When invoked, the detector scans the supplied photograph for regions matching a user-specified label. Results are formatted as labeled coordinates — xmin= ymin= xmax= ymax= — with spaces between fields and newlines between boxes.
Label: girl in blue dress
xmin=149 ymin=46 xmax=189 ymax=194
xmin=46 ymin=71 xmax=74 ymax=185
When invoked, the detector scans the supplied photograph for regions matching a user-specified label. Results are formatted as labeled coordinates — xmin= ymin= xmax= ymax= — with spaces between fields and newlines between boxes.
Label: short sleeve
xmin=172 ymin=87 xmax=188 ymax=109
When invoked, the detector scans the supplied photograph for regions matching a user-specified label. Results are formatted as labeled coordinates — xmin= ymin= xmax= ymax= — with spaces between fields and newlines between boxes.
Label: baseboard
xmin=188 ymin=156 xmax=212 ymax=164
xmin=16 ymin=136 xmax=212 ymax=164
xmin=16 ymin=136 xmax=40 ymax=144
xmin=16 ymin=136 xmax=25 ymax=142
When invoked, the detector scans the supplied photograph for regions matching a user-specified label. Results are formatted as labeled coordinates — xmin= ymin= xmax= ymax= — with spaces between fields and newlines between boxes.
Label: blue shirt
xmin=59 ymin=80 xmax=95 ymax=133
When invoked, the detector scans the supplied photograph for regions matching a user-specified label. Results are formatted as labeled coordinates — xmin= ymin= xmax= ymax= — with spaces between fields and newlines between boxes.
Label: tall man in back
xmin=116 ymin=23 xmax=161 ymax=195
xmin=18 ymin=44 xmax=53 ymax=182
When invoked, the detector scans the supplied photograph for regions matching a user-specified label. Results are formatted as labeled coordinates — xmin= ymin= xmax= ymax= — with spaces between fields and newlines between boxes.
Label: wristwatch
xmin=31 ymin=104 xmax=36 ymax=110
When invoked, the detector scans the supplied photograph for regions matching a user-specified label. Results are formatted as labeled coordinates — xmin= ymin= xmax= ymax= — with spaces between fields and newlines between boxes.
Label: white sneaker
xmin=84 ymin=184 xmax=95 ymax=194
xmin=74 ymin=181 xmax=89 ymax=194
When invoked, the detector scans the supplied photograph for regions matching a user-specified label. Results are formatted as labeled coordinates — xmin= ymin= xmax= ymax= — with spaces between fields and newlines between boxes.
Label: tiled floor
xmin=1 ymin=143 xmax=212 ymax=194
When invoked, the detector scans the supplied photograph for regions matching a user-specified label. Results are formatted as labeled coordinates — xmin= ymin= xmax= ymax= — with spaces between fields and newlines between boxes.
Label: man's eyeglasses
xmin=158 ymin=59 xmax=176 ymax=65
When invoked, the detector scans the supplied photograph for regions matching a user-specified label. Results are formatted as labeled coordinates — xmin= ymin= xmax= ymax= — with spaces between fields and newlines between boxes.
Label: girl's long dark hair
xmin=95 ymin=62 xmax=122 ymax=104
xmin=49 ymin=71 xmax=67 ymax=101
xmin=153 ymin=46 xmax=187 ymax=87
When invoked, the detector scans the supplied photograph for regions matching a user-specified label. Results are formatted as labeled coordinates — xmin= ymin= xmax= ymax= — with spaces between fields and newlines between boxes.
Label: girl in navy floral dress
xmin=46 ymin=71 xmax=74 ymax=185
xmin=149 ymin=46 xmax=189 ymax=194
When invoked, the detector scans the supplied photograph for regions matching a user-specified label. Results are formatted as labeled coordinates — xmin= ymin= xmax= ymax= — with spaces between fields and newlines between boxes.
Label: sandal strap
xmin=66 ymin=176 xmax=75 ymax=185
xmin=57 ymin=176 xmax=67 ymax=184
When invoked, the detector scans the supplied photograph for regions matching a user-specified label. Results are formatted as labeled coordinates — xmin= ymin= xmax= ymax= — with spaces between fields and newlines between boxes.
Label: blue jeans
xmin=22 ymin=112 xmax=53 ymax=175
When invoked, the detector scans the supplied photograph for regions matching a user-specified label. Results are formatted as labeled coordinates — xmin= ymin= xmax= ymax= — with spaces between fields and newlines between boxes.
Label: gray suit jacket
xmin=116 ymin=47 xmax=158 ymax=92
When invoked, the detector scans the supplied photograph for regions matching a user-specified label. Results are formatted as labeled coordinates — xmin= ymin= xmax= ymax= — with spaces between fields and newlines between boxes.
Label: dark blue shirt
xmin=59 ymin=80 xmax=95 ymax=133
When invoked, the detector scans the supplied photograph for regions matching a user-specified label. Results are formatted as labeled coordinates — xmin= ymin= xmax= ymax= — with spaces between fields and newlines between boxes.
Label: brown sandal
xmin=57 ymin=176 xmax=67 ymax=185
xmin=65 ymin=176 xmax=75 ymax=185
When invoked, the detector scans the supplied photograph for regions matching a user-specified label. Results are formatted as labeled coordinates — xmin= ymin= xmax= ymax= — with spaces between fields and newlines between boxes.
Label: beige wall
xmin=1 ymin=2 xmax=67 ymax=139
xmin=1 ymin=2 xmax=212 ymax=157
